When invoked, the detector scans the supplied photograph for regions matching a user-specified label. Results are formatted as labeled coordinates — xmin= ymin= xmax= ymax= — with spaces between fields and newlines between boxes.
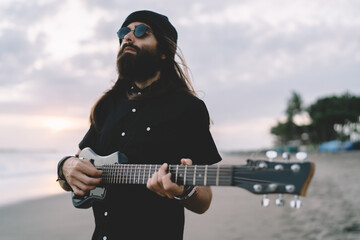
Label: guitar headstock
xmin=233 ymin=151 xmax=315 ymax=208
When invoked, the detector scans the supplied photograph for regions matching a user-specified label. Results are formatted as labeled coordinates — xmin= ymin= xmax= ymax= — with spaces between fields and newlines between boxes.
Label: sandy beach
xmin=1 ymin=151 xmax=360 ymax=240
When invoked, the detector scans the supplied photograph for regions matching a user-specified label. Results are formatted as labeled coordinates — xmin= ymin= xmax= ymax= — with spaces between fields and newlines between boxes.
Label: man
xmin=57 ymin=10 xmax=221 ymax=240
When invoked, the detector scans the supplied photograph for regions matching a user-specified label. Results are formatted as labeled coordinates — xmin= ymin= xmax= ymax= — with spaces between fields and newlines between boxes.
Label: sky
xmin=1 ymin=0 xmax=359 ymax=152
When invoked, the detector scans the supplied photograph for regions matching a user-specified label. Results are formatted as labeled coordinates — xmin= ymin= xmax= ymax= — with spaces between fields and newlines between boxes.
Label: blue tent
xmin=318 ymin=140 xmax=342 ymax=153
xmin=318 ymin=140 xmax=360 ymax=152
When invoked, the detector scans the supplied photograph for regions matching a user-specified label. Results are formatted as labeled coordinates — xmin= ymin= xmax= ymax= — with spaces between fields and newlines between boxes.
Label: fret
xmin=204 ymin=165 xmax=208 ymax=186
xmin=130 ymin=164 xmax=134 ymax=184
xmin=116 ymin=165 xmax=119 ymax=184
xmin=129 ymin=164 xmax=135 ymax=184
xmin=109 ymin=165 xmax=112 ymax=184
xmin=175 ymin=165 xmax=179 ymax=184
xmin=135 ymin=165 xmax=138 ymax=184
xmin=148 ymin=165 xmax=152 ymax=183
xmin=183 ymin=165 xmax=187 ymax=185
xmin=120 ymin=164 xmax=124 ymax=184
xmin=193 ymin=165 xmax=197 ymax=185
xmin=107 ymin=165 xmax=111 ymax=184
xmin=122 ymin=164 xmax=124 ymax=183
xmin=216 ymin=165 xmax=220 ymax=186
xmin=132 ymin=164 xmax=136 ymax=184
xmin=109 ymin=165 xmax=113 ymax=184
xmin=123 ymin=164 xmax=127 ymax=184
xmin=125 ymin=164 xmax=131 ymax=184
xmin=142 ymin=165 xmax=146 ymax=184
xmin=113 ymin=165 xmax=117 ymax=184
xmin=131 ymin=165 xmax=135 ymax=184
xmin=118 ymin=165 xmax=121 ymax=183
xmin=195 ymin=166 xmax=204 ymax=186
xmin=129 ymin=165 xmax=132 ymax=184
xmin=137 ymin=165 xmax=141 ymax=184
xmin=138 ymin=165 xmax=141 ymax=184
xmin=114 ymin=165 xmax=117 ymax=184
xmin=112 ymin=165 xmax=116 ymax=184
xmin=115 ymin=165 xmax=118 ymax=184
xmin=124 ymin=164 xmax=129 ymax=184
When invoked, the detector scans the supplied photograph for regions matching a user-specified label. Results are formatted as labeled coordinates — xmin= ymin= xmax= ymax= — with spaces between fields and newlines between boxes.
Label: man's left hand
xmin=146 ymin=159 xmax=192 ymax=199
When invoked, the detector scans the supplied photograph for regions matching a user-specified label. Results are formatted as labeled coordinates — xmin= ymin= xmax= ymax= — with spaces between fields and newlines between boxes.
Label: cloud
xmin=0 ymin=0 xmax=359 ymax=151
xmin=178 ymin=1 xmax=360 ymax=29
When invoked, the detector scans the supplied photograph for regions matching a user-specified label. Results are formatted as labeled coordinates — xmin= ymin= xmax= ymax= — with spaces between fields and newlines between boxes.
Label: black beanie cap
xmin=120 ymin=10 xmax=178 ymax=45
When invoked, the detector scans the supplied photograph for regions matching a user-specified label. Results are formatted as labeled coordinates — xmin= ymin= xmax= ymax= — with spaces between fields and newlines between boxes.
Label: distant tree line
xmin=270 ymin=91 xmax=360 ymax=146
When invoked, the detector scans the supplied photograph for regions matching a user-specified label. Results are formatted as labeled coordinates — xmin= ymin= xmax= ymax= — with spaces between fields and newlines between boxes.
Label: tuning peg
xmin=290 ymin=195 xmax=302 ymax=208
xmin=266 ymin=150 xmax=277 ymax=162
xmin=282 ymin=152 xmax=291 ymax=162
xmin=261 ymin=194 xmax=270 ymax=207
xmin=275 ymin=194 xmax=285 ymax=207
xmin=296 ymin=152 xmax=307 ymax=162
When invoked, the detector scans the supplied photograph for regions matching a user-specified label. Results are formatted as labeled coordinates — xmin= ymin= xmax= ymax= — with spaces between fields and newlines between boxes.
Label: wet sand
xmin=1 ymin=151 xmax=359 ymax=240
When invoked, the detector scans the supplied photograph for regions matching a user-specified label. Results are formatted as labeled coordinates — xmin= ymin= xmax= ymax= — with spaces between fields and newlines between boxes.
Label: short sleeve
xmin=79 ymin=124 xmax=98 ymax=150
xmin=181 ymin=99 xmax=222 ymax=165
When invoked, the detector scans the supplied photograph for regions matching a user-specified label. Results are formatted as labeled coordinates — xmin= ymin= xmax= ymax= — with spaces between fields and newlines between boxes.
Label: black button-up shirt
xmin=79 ymin=85 xmax=221 ymax=240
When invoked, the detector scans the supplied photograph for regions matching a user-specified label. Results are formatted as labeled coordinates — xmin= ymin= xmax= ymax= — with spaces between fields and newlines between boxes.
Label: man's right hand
xmin=62 ymin=157 xmax=103 ymax=196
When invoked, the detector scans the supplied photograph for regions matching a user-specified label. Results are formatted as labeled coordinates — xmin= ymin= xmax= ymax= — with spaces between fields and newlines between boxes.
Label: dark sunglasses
xmin=117 ymin=24 xmax=151 ymax=40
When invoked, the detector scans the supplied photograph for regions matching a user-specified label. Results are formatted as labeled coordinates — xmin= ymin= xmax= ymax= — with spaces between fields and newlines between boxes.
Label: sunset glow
xmin=43 ymin=118 xmax=70 ymax=132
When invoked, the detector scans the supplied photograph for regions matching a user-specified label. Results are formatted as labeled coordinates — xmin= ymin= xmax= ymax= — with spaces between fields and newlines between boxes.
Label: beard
xmin=117 ymin=43 xmax=162 ymax=82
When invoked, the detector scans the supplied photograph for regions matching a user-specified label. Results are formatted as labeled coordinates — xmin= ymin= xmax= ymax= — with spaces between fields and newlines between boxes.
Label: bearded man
xmin=57 ymin=10 xmax=221 ymax=240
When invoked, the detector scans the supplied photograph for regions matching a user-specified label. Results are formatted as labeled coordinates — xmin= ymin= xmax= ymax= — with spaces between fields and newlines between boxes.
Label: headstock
xmin=233 ymin=151 xmax=315 ymax=208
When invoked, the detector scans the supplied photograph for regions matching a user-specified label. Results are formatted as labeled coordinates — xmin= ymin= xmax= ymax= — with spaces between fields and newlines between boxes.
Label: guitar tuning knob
xmin=261 ymin=194 xmax=270 ymax=207
xmin=290 ymin=195 xmax=302 ymax=209
xmin=282 ymin=152 xmax=291 ymax=162
xmin=296 ymin=152 xmax=307 ymax=162
xmin=275 ymin=194 xmax=285 ymax=207
xmin=266 ymin=150 xmax=277 ymax=162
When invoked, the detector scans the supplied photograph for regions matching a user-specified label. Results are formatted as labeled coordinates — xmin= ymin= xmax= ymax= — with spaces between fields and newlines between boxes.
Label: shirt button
xmin=146 ymin=127 xmax=151 ymax=131
xmin=103 ymin=236 xmax=107 ymax=240
xmin=132 ymin=108 xmax=136 ymax=112
xmin=121 ymin=132 xmax=125 ymax=136
xmin=104 ymin=211 xmax=108 ymax=216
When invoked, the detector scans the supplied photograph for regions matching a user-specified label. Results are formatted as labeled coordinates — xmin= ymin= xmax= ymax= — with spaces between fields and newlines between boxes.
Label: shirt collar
xmin=128 ymin=80 xmax=161 ymax=95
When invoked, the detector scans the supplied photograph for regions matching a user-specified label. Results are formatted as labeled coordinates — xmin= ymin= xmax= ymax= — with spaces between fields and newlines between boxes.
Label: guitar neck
xmin=99 ymin=164 xmax=235 ymax=186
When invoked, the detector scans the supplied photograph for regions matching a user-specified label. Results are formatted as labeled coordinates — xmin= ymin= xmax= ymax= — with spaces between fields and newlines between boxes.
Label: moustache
xmin=120 ymin=43 xmax=140 ymax=54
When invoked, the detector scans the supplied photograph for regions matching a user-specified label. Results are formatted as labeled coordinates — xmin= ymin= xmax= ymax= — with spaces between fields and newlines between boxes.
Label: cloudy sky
xmin=1 ymin=0 xmax=359 ymax=152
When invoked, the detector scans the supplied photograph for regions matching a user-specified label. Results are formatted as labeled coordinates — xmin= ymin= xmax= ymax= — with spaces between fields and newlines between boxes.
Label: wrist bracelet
xmin=56 ymin=156 xmax=72 ymax=182
xmin=174 ymin=186 xmax=198 ymax=200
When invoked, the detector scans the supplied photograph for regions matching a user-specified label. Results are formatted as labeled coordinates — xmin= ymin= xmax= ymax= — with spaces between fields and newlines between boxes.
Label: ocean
xmin=0 ymin=149 xmax=70 ymax=206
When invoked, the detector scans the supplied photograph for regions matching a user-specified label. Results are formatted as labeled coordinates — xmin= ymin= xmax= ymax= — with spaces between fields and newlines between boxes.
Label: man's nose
xmin=123 ymin=31 xmax=135 ymax=43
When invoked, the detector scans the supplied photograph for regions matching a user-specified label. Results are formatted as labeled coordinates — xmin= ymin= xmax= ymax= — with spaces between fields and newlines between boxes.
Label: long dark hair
xmin=90 ymin=32 xmax=196 ymax=131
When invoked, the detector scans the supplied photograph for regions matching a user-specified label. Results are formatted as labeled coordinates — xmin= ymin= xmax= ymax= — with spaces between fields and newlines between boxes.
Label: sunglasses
xmin=117 ymin=24 xmax=151 ymax=40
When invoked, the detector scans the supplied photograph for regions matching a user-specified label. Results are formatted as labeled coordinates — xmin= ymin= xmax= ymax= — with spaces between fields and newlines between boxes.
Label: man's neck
xmin=134 ymin=71 xmax=161 ymax=89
